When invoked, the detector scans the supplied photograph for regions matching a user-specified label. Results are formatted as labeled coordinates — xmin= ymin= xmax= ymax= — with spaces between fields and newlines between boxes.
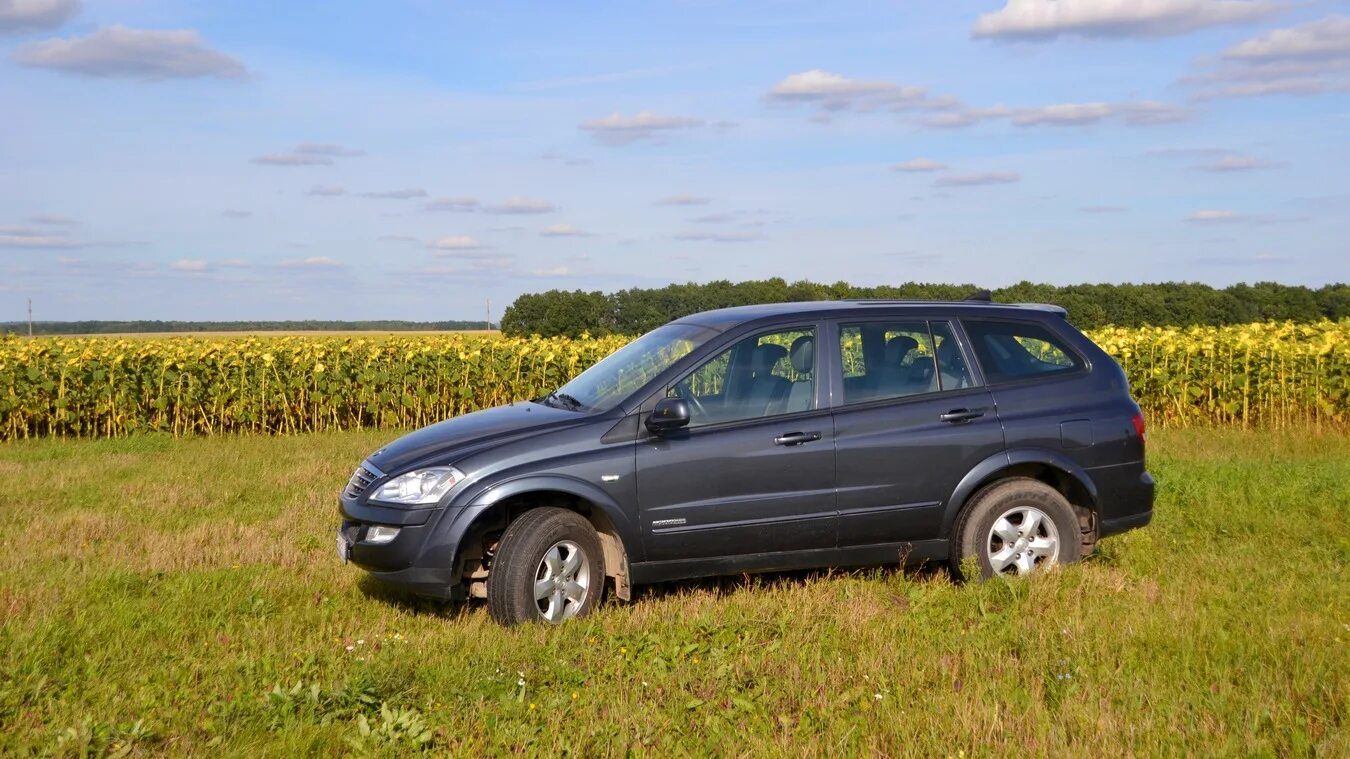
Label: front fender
xmin=940 ymin=447 xmax=1099 ymax=539
xmin=413 ymin=474 xmax=643 ymax=579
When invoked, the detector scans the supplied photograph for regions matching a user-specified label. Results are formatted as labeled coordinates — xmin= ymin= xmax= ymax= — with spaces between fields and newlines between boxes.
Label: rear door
xmin=829 ymin=317 xmax=1006 ymax=547
xmin=636 ymin=323 xmax=837 ymax=562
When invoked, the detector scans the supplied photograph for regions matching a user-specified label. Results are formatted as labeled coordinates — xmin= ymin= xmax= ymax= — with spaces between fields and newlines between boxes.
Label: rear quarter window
xmin=962 ymin=319 xmax=1082 ymax=384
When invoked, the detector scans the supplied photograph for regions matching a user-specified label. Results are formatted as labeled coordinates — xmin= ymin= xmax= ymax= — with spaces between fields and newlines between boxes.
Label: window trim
xmin=957 ymin=316 xmax=1091 ymax=388
xmin=658 ymin=321 xmax=826 ymax=432
xmin=826 ymin=317 xmax=985 ymax=410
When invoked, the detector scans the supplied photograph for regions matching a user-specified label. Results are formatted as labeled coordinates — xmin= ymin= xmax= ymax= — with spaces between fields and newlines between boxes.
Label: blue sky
xmin=2 ymin=0 xmax=1348 ymax=322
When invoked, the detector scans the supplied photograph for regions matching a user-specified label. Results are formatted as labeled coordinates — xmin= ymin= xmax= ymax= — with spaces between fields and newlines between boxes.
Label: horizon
xmin=4 ymin=1 xmax=1349 ymax=322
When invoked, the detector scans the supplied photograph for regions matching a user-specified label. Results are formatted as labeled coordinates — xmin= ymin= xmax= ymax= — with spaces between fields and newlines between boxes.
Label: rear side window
xmin=836 ymin=319 xmax=974 ymax=404
xmin=963 ymin=319 xmax=1081 ymax=384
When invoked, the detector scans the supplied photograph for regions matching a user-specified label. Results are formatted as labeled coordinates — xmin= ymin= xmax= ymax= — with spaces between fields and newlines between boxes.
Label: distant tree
xmin=497 ymin=279 xmax=1348 ymax=337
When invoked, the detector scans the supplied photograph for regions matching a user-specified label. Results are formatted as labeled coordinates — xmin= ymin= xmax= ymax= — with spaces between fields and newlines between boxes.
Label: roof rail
xmin=963 ymin=289 xmax=993 ymax=302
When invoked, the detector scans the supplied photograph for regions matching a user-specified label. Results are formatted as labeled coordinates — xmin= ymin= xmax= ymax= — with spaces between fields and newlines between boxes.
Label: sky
xmin=2 ymin=0 xmax=1349 ymax=322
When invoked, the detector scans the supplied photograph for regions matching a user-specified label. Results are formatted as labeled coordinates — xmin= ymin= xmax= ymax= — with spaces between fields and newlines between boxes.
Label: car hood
xmin=366 ymin=401 xmax=591 ymax=474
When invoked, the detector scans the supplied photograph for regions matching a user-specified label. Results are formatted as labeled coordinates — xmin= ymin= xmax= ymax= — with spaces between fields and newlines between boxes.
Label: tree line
xmin=1 ymin=320 xmax=492 ymax=336
xmin=500 ymin=280 xmax=1350 ymax=337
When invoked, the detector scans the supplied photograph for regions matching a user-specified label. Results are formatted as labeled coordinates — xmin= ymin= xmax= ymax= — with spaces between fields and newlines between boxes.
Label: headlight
xmin=369 ymin=467 xmax=466 ymax=506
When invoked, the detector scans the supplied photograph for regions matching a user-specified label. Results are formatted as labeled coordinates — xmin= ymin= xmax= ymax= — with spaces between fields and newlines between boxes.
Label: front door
xmin=636 ymin=325 xmax=837 ymax=562
xmin=829 ymin=318 xmax=1006 ymax=547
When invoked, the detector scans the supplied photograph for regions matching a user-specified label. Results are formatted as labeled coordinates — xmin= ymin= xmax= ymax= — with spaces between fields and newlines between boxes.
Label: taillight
xmin=1132 ymin=413 xmax=1146 ymax=444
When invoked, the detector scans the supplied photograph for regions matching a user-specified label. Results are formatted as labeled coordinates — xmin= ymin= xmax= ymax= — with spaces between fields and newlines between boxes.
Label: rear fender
xmin=941 ymin=448 xmax=1099 ymax=539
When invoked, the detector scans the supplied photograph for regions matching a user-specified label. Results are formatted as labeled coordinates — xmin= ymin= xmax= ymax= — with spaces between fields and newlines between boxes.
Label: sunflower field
xmin=0 ymin=321 xmax=1346 ymax=440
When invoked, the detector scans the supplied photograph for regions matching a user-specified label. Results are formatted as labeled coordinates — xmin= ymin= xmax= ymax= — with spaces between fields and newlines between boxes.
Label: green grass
xmin=0 ymin=430 xmax=1346 ymax=756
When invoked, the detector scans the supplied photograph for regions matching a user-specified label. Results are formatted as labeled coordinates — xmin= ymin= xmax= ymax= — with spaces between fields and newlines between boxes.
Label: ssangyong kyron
xmin=337 ymin=296 xmax=1154 ymax=625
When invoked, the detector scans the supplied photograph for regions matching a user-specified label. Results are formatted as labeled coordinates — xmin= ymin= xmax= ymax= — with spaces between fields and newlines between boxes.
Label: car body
xmin=337 ymin=298 xmax=1154 ymax=624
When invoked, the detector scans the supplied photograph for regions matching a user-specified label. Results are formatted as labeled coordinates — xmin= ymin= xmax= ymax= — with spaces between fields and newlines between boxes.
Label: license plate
xmin=336 ymin=532 xmax=351 ymax=563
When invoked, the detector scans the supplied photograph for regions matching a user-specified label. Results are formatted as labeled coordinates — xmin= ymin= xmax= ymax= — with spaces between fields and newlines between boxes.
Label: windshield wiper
xmin=542 ymin=391 xmax=587 ymax=411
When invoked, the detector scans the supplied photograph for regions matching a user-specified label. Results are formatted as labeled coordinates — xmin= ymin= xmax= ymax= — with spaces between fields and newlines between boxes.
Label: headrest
xmin=789 ymin=335 xmax=814 ymax=374
xmin=885 ymin=335 xmax=919 ymax=363
xmin=751 ymin=343 xmax=788 ymax=374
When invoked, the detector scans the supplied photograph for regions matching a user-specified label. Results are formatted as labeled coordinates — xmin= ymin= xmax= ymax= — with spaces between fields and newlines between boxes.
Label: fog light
xmin=364 ymin=525 xmax=400 ymax=545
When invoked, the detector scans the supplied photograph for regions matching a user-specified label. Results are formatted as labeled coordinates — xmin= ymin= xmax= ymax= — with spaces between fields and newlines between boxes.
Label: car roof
xmin=672 ymin=300 xmax=1068 ymax=332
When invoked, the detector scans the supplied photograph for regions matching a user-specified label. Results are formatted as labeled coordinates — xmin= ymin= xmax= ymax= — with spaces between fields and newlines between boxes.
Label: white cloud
xmin=579 ymin=111 xmax=704 ymax=145
xmin=673 ymin=230 xmax=761 ymax=243
xmin=359 ymin=188 xmax=427 ymax=199
xmin=424 ymin=196 xmax=481 ymax=212
xmin=0 ymin=225 xmax=79 ymax=248
xmin=26 ymin=213 xmax=75 ymax=225
xmin=530 ymin=265 xmax=572 ymax=277
xmin=281 ymin=256 xmax=344 ymax=268
xmin=540 ymin=224 xmax=595 ymax=237
xmin=654 ymin=194 xmax=710 ymax=206
xmin=1187 ymin=209 xmax=1245 ymax=222
xmin=293 ymin=142 xmax=364 ymax=157
xmin=221 ymin=209 xmax=251 ymax=219
xmin=306 ymin=185 xmax=345 ymax=196
xmin=428 ymin=235 xmax=484 ymax=250
xmin=768 ymin=69 xmax=896 ymax=99
xmin=0 ymin=0 xmax=80 ymax=35
xmin=687 ymin=213 xmax=735 ymax=223
xmin=12 ymin=25 xmax=247 ymax=80
xmin=933 ymin=172 xmax=1021 ymax=187
xmin=170 ymin=258 xmax=209 ymax=271
xmin=893 ymin=158 xmax=948 ymax=172
xmin=483 ymin=197 xmax=556 ymax=214
xmin=973 ymin=0 xmax=1276 ymax=40
xmin=1194 ymin=154 xmax=1280 ymax=171
xmin=1223 ymin=15 xmax=1350 ymax=61
xmin=1188 ymin=17 xmax=1350 ymax=99
xmin=255 ymin=143 xmax=362 ymax=167
xmin=767 ymin=69 xmax=937 ymax=112
xmin=254 ymin=153 xmax=332 ymax=166
xmin=927 ymin=100 xmax=1188 ymax=129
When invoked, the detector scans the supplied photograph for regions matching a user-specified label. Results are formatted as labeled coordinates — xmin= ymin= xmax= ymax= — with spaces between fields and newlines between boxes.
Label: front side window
xmin=669 ymin=327 xmax=816 ymax=426
xmin=963 ymin=319 xmax=1081 ymax=384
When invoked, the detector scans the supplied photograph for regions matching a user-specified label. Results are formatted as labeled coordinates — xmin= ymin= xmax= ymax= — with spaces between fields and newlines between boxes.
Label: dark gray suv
xmin=338 ymin=298 xmax=1154 ymax=625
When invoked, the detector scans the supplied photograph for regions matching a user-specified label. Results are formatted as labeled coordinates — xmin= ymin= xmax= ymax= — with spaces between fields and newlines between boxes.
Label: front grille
xmin=344 ymin=464 xmax=380 ymax=499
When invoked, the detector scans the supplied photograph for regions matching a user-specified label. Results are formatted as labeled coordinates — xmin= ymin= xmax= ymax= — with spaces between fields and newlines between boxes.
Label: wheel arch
xmin=454 ymin=476 xmax=639 ymax=601
xmin=943 ymin=448 xmax=1100 ymax=548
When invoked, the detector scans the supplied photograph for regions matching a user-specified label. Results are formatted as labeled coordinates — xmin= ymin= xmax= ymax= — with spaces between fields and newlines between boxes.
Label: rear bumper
xmin=1100 ymin=508 xmax=1152 ymax=538
xmin=1093 ymin=468 xmax=1155 ymax=538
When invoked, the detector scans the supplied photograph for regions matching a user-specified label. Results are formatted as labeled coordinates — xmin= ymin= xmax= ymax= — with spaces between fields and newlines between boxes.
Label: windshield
xmin=544 ymin=323 xmax=718 ymax=412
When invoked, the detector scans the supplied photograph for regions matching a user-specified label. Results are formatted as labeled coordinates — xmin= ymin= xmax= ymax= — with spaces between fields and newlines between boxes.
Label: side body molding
xmin=940 ymin=447 xmax=1100 ymax=539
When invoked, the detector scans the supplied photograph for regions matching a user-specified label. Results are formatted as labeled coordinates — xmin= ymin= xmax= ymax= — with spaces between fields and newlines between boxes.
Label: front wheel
xmin=952 ymin=478 xmax=1082 ymax=580
xmin=487 ymin=508 xmax=605 ymax=626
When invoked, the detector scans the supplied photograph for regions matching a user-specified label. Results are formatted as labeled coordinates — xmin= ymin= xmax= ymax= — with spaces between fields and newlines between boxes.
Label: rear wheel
xmin=953 ymin=478 xmax=1081 ymax=580
xmin=487 ymin=508 xmax=605 ymax=626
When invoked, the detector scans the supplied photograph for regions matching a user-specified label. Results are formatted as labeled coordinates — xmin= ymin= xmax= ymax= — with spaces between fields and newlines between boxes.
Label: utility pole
xmin=27 ymin=298 xmax=33 ymax=337
xmin=486 ymin=298 xmax=491 ymax=331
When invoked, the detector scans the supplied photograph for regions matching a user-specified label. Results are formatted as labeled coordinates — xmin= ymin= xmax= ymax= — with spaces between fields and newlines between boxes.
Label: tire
xmin=952 ymin=477 xmax=1082 ymax=581
xmin=487 ymin=508 xmax=605 ymax=626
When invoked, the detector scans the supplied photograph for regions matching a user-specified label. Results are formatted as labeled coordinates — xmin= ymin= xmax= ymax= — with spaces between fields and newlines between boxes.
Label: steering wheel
xmin=673 ymin=384 xmax=709 ymax=421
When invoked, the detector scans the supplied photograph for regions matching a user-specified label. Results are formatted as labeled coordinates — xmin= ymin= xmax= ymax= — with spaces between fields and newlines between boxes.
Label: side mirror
xmin=646 ymin=397 xmax=690 ymax=434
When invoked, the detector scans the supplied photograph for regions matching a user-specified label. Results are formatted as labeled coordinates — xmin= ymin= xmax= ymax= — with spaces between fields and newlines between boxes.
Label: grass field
xmin=0 ymin=429 xmax=1346 ymax=756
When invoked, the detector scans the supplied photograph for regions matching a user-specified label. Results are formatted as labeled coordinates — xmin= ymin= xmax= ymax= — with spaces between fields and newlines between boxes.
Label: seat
xmin=780 ymin=335 xmax=815 ymax=413
xmin=875 ymin=335 xmax=919 ymax=397
xmin=743 ymin=343 xmax=790 ymax=415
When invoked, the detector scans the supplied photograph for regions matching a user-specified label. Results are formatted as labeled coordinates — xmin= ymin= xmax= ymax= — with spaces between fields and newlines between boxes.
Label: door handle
xmin=774 ymin=431 xmax=822 ymax=446
xmin=939 ymin=408 xmax=985 ymax=424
